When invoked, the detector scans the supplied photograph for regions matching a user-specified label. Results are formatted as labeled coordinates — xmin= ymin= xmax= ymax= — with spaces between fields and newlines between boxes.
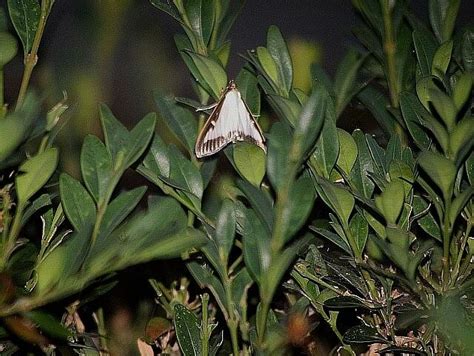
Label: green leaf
xmin=453 ymin=72 xmax=472 ymax=111
xmin=418 ymin=151 xmax=456 ymax=201
xmin=174 ymin=304 xmax=202 ymax=356
xmin=26 ymin=311 xmax=71 ymax=339
xmin=267 ymin=122 xmax=292 ymax=191
xmin=184 ymin=0 xmax=214 ymax=47
xmin=309 ymin=226 xmax=351 ymax=254
xmin=257 ymin=46 xmax=279 ymax=87
xmin=462 ymin=29 xmax=474 ymax=72
xmin=235 ymin=67 xmax=260 ymax=115
xmin=36 ymin=230 xmax=90 ymax=293
xmin=241 ymin=207 xmax=271 ymax=283
xmin=310 ymin=115 xmax=339 ymax=178
xmin=399 ymin=91 xmax=432 ymax=150
xmin=357 ymin=86 xmax=396 ymax=136
xmin=233 ymin=142 xmax=266 ymax=187
xmin=187 ymin=261 xmax=226 ymax=312
xmin=215 ymin=199 xmax=236 ymax=261
xmin=292 ymin=84 xmax=327 ymax=161
xmin=150 ymin=0 xmax=182 ymax=24
xmin=449 ymin=117 xmax=474 ymax=161
xmin=21 ymin=193 xmax=52 ymax=226
xmin=413 ymin=195 xmax=441 ymax=241
xmin=123 ymin=113 xmax=156 ymax=168
xmin=230 ymin=267 xmax=253 ymax=316
xmin=334 ymin=49 xmax=365 ymax=116
xmin=449 ymin=187 xmax=474 ymax=227
xmin=139 ymin=134 xmax=171 ymax=179
xmin=16 ymin=148 xmax=58 ymax=207
xmin=7 ymin=0 xmax=40 ymax=55
xmin=98 ymin=186 xmax=147 ymax=240
xmin=154 ymin=92 xmax=197 ymax=153
xmin=0 ymin=31 xmax=18 ymax=66
xmin=431 ymin=40 xmax=453 ymax=77
xmin=335 ymin=129 xmax=357 ymax=177
xmin=283 ymin=176 xmax=316 ymax=243
xmin=59 ymin=173 xmax=96 ymax=232
xmin=266 ymin=25 xmax=293 ymax=95
xmin=428 ymin=88 xmax=456 ymax=131
xmin=100 ymin=104 xmax=129 ymax=161
xmin=168 ymin=145 xmax=203 ymax=206
xmin=416 ymin=76 xmax=438 ymax=111
xmin=466 ymin=153 xmax=474 ymax=186
xmin=349 ymin=130 xmax=375 ymax=198
xmin=349 ymin=212 xmax=368 ymax=256
xmin=266 ymin=93 xmax=300 ymax=126
xmin=80 ymin=135 xmax=112 ymax=203
xmin=375 ymin=180 xmax=405 ymax=225
xmin=184 ymin=50 xmax=227 ymax=99
xmin=429 ymin=0 xmax=460 ymax=42
xmin=236 ymin=179 xmax=273 ymax=231
xmin=343 ymin=325 xmax=386 ymax=344
xmin=413 ymin=29 xmax=437 ymax=77
xmin=316 ymin=178 xmax=354 ymax=226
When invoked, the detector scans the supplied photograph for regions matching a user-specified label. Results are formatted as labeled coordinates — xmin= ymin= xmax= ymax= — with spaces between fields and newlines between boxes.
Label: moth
xmin=195 ymin=80 xmax=266 ymax=158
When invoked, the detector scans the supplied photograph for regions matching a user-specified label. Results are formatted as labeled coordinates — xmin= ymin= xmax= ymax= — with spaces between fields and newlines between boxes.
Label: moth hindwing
xmin=195 ymin=80 xmax=266 ymax=158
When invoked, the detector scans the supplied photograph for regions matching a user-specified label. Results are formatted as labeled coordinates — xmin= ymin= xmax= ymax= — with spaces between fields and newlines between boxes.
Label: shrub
xmin=0 ymin=0 xmax=472 ymax=355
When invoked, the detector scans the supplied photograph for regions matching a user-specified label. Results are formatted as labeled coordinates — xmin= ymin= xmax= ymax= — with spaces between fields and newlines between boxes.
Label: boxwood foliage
xmin=0 ymin=0 xmax=472 ymax=355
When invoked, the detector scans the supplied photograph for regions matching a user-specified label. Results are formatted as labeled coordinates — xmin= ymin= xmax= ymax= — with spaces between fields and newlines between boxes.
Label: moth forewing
xmin=195 ymin=81 xmax=266 ymax=158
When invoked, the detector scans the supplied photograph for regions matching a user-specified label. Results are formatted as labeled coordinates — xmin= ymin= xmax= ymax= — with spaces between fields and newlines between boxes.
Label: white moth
xmin=195 ymin=80 xmax=266 ymax=158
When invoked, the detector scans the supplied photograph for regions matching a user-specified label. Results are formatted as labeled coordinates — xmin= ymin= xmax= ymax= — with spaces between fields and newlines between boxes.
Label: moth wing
xmin=195 ymin=90 xmax=265 ymax=158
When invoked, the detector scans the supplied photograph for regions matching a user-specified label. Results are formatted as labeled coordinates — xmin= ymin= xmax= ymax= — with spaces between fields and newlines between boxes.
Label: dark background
xmin=1 ymin=1 xmax=473 ymax=353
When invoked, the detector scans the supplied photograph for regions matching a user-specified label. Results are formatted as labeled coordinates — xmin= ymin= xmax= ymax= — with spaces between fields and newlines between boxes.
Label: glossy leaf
xmin=168 ymin=145 xmax=203 ymax=205
xmin=309 ymin=226 xmax=351 ymax=254
xmin=349 ymin=130 xmax=375 ymax=198
xmin=7 ymin=0 xmax=40 ymax=54
xmin=16 ymin=148 xmax=58 ymax=207
xmin=343 ymin=325 xmax=386 ymax=344
xmin=316 ymin=178 xmax=354 ymax=226
xmin=334 ymin=49 xmax=365 ymax=116
xmin=187 ymin=261 xmax=226 ymax=313
xmin=80 ymin=135 xmax=112 ymax=202
xmin=399 ymin=91 xmax=431 ymax=150
xmin=59 ymin=173 xmax=96 ymax=232
xmin=184 ymin=50 xmax=227 ymax=99
xmin=154 ymin=92 xmax=197 ymax=152
xmin=428 ymin=88 xmax=456 ymax=131
xmin=311 ymin=116 xmax=339 ymax=179
xmin=174 ymin=304 xmax=201 ymax=356
xmin=349 ymin=212 xmax=368 ymax=256
xmin=412 ymin=29 xmax=437 ymax=77
xmin=431 ymin=40 xmax=453 ymax=76
xmin=236 ymin=67 xmax=261 ymax=115
xmin=257 ymin=46 xmax=279 ymax=87
xmin=452 ymin=72 xmax=473 ymax=110
xmin=375 ymin=180 xmax=405 ymax=224
xmin=283 ymin=176 xmax=316 ymax=243
xmin=100 ymin=104 xmax=129 ymax=161
xmin=335 ymin=129 xmax=357 ymax=177
xmin=241 ymin=207 xmax=271 ymax=283
xmin=418 ymin=151 xmax=456 ymax=200
xmin=236 ymin=179 xmax=273 ymax=231
xmin=98 ymin=186 xmax=147 ymax=240
xmin=429 ymin=0 xmax=460 ymax=42
xmin=215 ymin=199 xmax=236 ymax=261
xmin=123 ymin=113 xmax=156 ymax=168
xmin=233 ymin=142 xmax=266 ymax=187
xmin=413 ymin=195 xmax=441 ymax=241
xmin=266 ymin=122 xmax=292 ymax=191
xmin=267 ymin=25 xmax=293 ymax=95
